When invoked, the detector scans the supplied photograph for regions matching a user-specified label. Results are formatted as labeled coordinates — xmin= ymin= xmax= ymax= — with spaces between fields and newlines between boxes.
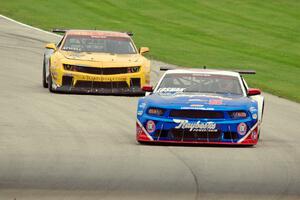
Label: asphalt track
xmin=0 ymin=16 xmax=300 ymax=200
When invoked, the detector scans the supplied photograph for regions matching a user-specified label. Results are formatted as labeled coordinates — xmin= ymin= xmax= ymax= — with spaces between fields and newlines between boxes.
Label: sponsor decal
xmin=70 ymin=53 xmax=85 ymax=58
xmin=91 ymin=35 xmax=107 ymax=39
xmin=190 ymin=104 xmax=204 ymax=107
xmin=80 ymin=75 xmax=127 ymax=82
xmin=139 ymin=103 xmax=146 ymax=109
xmin=249 ymin=107 xmax=257 ymax=113
xmin=157 ymin=88 xmax=185 ymax=93
xmin=146 ymin=120 xmax=156 ymax=133
xmin=159 ymin=93 xmax=177 ymax=96
xmin=173 ymin=119 xmax=217 ymax=132
xmin=209 ymin=99 xmax=223 ymax=105
xmin=252 ymin=130 xmax=258 ymax=140
xmin=237 ymin=122 xmax=247 ymax=135
xmin=188 ymin=99 xmax=206 ymax=102
xmin=180 ymin=107 xmax=214 ymax=110
xmin=136 ymin=125 xmax=143 ymax=135
xmin=64 ymin=73 xmax=73 ymax=77
xmin=62 ymin=47 xmax=82 ymax=51
xmin=145 ymin=74 xmax=150 ymax=84
xmin=137 ymin=111 xmax=143 ymax=116
xmin=175 ymin=94 xmax=231 ymax=100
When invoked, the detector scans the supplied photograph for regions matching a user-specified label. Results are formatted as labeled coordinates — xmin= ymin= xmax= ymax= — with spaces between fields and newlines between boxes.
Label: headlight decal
xmin=127 ymin=66 xmax=140 ymax=73
xmin=147 ymin=108 xmax=165 ymax=116
xmin=228 ymin=111 xmax=248 ymax=119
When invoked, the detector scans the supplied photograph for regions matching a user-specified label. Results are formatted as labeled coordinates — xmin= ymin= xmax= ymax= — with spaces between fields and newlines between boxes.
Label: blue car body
xmin=136 ymin=70 xmax=263 ymax=145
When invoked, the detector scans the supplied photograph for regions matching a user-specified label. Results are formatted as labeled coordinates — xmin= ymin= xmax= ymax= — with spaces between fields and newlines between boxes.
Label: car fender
xmin=250 ymin=95 xmax=264 ymax=123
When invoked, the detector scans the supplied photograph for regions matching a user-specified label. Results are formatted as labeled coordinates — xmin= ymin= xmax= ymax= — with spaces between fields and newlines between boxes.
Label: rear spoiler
xmin=51 ymin=28 xmax=133 ymax=36
xmin=160 ymin=67 xmax=176 ymax=71
xmin=52 ymin=28 xmax=68 ymax=34
xmin=126 ymin=32 xmax=134 ymax=36
xmin=160 ymin=66 xmax=256 ymax=74
xmin=232 ymin=70 xmax=256 ymax=74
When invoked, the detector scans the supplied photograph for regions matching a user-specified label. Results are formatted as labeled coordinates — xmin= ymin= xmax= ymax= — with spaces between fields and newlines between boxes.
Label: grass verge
xmin=1 ymin=0 xmax=299 ymax=102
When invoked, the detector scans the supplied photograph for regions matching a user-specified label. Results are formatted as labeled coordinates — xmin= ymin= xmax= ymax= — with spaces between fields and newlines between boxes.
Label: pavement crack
xmin=168 ymin=148 xmax=200 ymax=200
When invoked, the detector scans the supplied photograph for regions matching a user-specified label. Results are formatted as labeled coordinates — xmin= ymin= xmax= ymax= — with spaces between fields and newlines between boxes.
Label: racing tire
xmin=48 ymin=74 xmax=55 ymax=93
xmin=261 ymin=101 xmax=265 ymax=122
xmin=42 ymin=59 xmax=48 ymax=88
xmin=257 ymin=102 xmax=265 ymax=140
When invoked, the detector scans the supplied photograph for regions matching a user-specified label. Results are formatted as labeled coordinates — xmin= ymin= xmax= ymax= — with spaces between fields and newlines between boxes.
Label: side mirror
xmin=45 ymin=43 xmax=57 ymax=50
xmin=142 ymin=85 xmax=153 ymax=92
xmin=139 ymin=47 xmax=149 ymax=54
xmin=247 ymin=88 xmax=261 ymax=96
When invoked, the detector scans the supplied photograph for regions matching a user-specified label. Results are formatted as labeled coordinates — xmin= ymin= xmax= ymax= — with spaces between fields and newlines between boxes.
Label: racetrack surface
xmin=0 ymin=16 xmax=300 ymax=200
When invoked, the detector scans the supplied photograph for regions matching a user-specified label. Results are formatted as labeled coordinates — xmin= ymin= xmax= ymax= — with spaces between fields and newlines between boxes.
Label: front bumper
xmin=136 ymin=118 xmax=259 ymax=145
xmin=51 ymin=70 xmax=148 ymax=95
xmin=54 ymin=84 xmax=144 ymax=95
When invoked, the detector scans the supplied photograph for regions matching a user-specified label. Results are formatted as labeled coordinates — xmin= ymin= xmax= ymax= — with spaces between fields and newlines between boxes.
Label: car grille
xmin=61 ymin=75 xmax=141 ymax=89
xmin=169 ymin=129 xmax=222 ymax=141
xmin=169 ymin=110 xmax=224 ymax=119
xmin=63 ymin=64 xmax=140 ymax=75
xmin=75 ymin=81 xmax=129 ymax=89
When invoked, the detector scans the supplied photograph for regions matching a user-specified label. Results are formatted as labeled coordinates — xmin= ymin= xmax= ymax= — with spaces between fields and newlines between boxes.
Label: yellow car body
xmin=43 ymin=30 xmax=150 ymax=94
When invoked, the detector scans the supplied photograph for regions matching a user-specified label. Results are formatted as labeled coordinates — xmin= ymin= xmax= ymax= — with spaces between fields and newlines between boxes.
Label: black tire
xmin=261 ymin=101 xmax=265 ymax=122
xmin=257 ymin=102 xmax=265 ymax=140
xmin=48 ymin=74 xmax=55 ymax=93
xmin=42 ymin=58 xmax=48 ymax=88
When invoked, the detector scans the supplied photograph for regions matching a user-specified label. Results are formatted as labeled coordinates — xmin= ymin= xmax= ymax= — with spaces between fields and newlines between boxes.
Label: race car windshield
xmin=61 ymin=35 xmax=136 ymax=54
xmin=157 ymin=73 xmax=243 ymax=95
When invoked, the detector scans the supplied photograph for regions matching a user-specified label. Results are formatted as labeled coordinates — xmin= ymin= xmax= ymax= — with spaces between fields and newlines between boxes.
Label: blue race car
xmin=136 ymin=68 xmax=264 ymax=145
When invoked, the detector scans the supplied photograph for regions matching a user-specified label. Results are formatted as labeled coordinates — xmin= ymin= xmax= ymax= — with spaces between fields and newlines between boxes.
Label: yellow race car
xmin=42 ymin=29 xmax=150 ymax=95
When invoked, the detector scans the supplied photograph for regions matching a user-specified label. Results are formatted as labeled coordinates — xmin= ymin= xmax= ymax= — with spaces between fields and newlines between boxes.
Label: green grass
xmin=1 ymin=0 xmax=300 ymax=102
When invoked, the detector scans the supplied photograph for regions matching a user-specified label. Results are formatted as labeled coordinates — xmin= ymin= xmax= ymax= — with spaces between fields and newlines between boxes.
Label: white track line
xmin=0 ymin=14 xmax=60 ymax=38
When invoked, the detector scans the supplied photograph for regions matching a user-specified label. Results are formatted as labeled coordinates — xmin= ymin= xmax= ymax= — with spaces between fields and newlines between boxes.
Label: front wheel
xmin=48 ymin=74 xmax=55 ymax=93
xmin=258 ymin=102 xmax=265 ymax=140
xmin=42 ymin=59 xmax=48 ymax=88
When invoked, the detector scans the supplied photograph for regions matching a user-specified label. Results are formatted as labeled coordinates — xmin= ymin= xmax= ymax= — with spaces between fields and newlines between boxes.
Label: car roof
xmin=65 ymin=30 xmax=131 ymax=38
xmin=164 ymin=69 xmax=241 ymax=77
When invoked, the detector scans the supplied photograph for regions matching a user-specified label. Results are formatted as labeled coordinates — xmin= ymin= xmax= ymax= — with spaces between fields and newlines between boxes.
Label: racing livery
xmin=136 ymin=68 xmax=264 ymax=145
xmin=42 ymin=29 xmax=150 ymax=94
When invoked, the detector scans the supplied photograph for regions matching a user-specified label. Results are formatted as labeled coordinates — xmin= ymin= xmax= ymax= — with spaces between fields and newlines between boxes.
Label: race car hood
xmin=59 ymin=50 xmax=143 ymax=65
xmin=143 ymin=92 xmax=256 ymax=111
